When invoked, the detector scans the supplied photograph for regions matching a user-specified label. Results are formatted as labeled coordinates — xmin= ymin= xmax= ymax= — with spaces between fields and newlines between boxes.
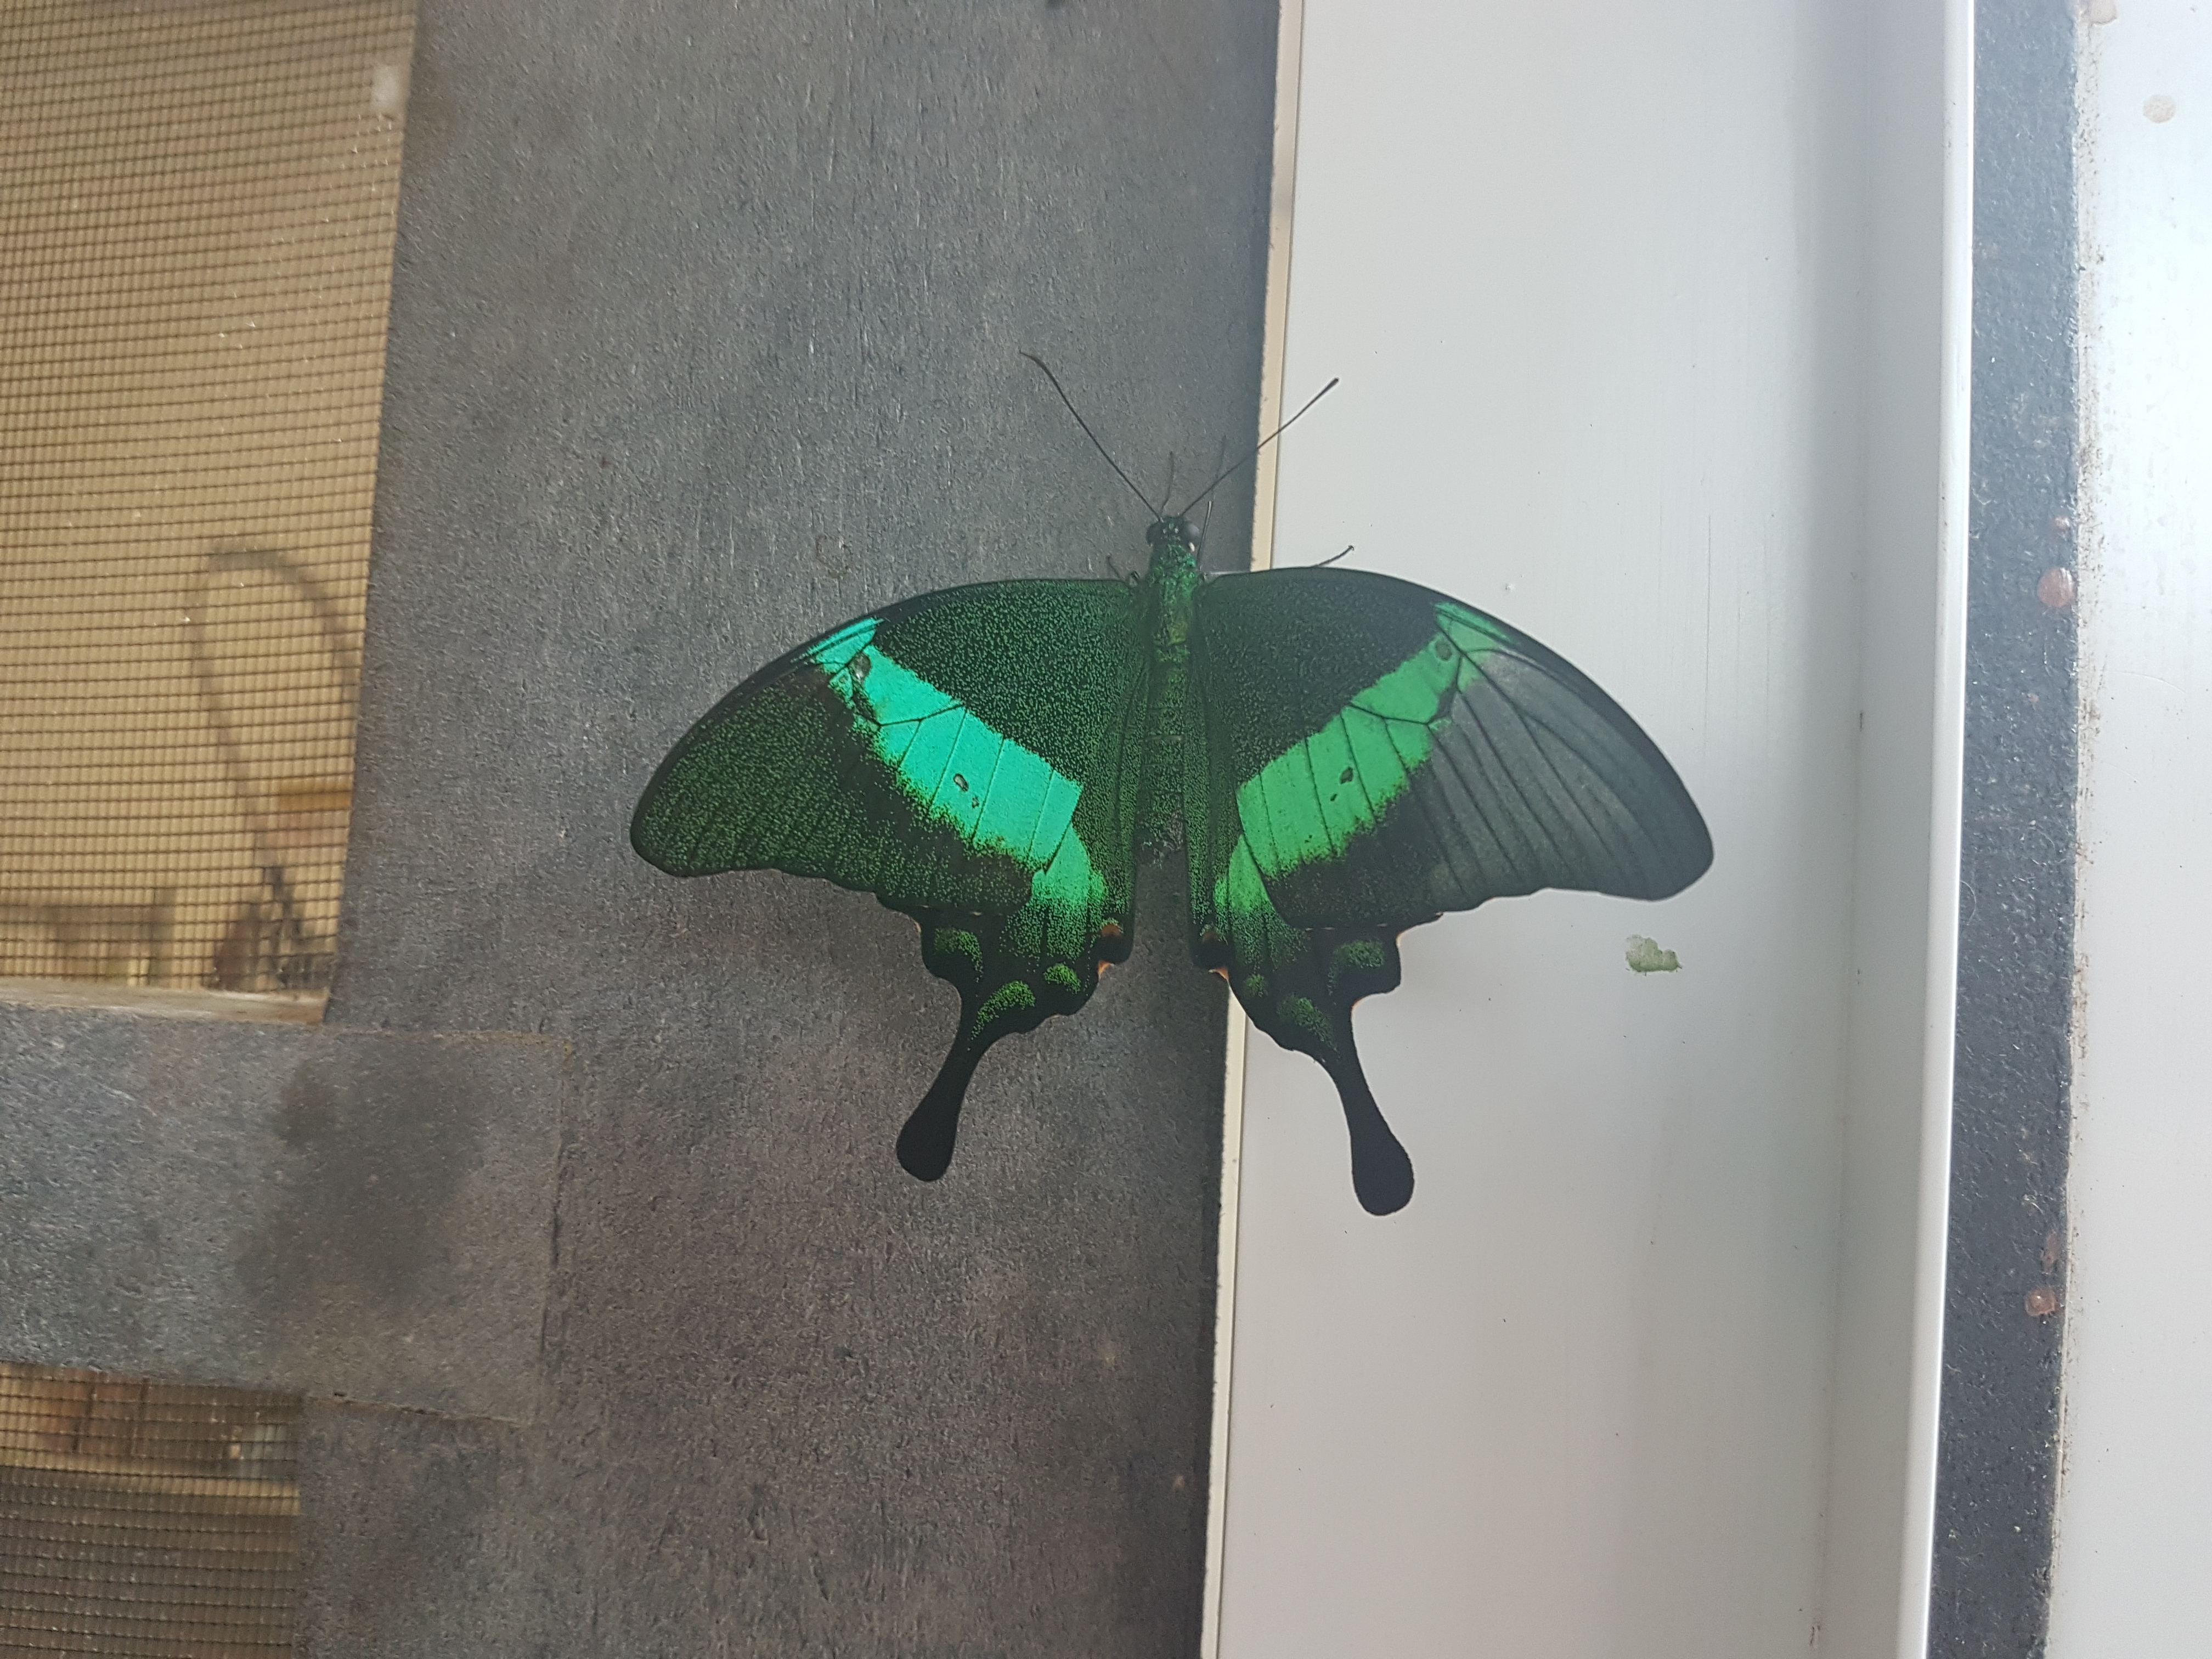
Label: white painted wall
xmin=2049 ymin=6 xmax=2212 ymax=1652
xmin=1210 ymin=3 xmax=1960 ymax=1655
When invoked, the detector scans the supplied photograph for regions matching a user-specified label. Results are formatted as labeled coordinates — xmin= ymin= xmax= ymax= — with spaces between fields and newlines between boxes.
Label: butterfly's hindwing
xmin=1187 ymin=822 xmax=1417 ymax=1215
xmin=893 ymin=798 xmax=1141 ymax=1180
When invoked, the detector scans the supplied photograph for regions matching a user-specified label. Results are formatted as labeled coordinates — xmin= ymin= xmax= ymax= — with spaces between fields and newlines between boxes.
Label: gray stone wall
xmin=4 ymin=0 xmax=1276 ymax=1650
xmin=3 ymin=1012 xmax=562 ymax=1422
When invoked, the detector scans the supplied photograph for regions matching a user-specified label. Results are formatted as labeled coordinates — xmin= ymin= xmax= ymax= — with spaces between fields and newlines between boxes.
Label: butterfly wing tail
xmin=1256 ymin=928 xmax=1417 ymax=1216
xmin=1320 ymin=1042 xmax=1415 ymax=1217
xmin=898 ymin=1033 xmax=983 ymax=1181
xmin=892 ymin=890 xmax=1133 ymax=1183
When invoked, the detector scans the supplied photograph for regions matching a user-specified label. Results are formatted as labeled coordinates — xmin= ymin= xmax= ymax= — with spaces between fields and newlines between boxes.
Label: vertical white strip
xmin=2050 ymin=4 xmax=2212 ymax=1646
xmin=1200 ymin=1001 xmax=1251 ymax=1659
xmin=1243 ymin=0 xmax=1304 ymax=585
xmin=1896 ymin=3 xmax=1974 ymax=1655
xmin=1199 ymin=3 xmax=1303 ymax=1655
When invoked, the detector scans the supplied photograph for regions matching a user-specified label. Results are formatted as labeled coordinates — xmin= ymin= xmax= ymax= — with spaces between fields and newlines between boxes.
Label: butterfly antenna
xmin=1315 ymin=544 xmax=1353 ymax=567
xmin=1198 ymin=437 xmax=1228 ymax=542
xmin=1021 ymin=353 xmax=1158 ymax=517
xmin=1174 ymin=376 xmax=1340 ymax=518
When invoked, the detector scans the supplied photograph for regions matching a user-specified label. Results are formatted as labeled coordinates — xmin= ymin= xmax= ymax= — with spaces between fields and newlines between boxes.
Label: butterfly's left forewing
xmin=634 ymin=578 xmax=1149 ymax=1178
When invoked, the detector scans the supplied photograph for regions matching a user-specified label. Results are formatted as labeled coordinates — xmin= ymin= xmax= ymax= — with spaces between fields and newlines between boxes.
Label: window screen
xmin=0 ymin=1361 xmax=303 ymax=1657
xmin=0 ymin=0 xmax=414 ymax=1002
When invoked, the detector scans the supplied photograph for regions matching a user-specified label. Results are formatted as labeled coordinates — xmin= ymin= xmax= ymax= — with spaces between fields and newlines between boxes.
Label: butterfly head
xmin=1145 ymin=515 xmax=1197 ymax=549
xmin=1144 ymin=515 xmax=1199 ymax=560
xmin=1142 ymin=516 xmax=1201 ymax=587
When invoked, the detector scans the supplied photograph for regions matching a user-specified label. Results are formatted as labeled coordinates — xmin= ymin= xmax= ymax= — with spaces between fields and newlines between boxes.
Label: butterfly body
xmin=633 ymin=515 xmax=1711 ymax=1214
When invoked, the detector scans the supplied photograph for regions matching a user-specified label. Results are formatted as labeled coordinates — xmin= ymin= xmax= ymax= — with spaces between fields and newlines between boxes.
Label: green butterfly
xmin=631 ymin=389 xmax=1711 ymax=1215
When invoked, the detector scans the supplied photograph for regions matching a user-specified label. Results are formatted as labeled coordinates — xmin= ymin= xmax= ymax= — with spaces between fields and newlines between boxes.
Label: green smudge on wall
xmin=1625 ymin=935 xmax=1681 ymax=974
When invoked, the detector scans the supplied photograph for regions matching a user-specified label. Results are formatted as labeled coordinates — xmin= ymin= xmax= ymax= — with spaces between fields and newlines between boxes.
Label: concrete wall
xmin=5 ymin=0 xmax=1278 ymax=1651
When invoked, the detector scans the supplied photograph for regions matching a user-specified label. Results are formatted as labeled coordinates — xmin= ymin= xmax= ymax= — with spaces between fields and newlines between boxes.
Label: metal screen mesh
xmin=0 ymin=1362 xmax=303 ymax=1657
xmin=0 ymin=0 xmax=414 ymax=1000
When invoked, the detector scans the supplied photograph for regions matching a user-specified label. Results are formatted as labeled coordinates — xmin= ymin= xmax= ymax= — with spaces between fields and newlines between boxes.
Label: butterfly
xmin=630 ymin=368 xmax=1712 ymax=1214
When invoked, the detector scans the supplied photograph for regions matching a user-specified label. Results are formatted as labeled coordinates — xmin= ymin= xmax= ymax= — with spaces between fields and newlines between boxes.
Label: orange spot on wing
xmin=1097 ymin=919 xmax=1123 ymax=940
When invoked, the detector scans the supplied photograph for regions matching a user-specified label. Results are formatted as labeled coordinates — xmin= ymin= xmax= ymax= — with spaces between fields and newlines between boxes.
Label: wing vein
xmin=1483 ymin=656 xmax=1626 ymax=882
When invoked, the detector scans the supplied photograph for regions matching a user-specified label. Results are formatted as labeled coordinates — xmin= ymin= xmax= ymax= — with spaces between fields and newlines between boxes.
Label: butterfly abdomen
xmin=1136 ymin=657 xmax=1189 ymax=856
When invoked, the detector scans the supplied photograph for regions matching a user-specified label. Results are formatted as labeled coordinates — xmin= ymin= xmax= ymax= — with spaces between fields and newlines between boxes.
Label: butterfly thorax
xmin=1141 ymin=517 xmax=1200 ymax=641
